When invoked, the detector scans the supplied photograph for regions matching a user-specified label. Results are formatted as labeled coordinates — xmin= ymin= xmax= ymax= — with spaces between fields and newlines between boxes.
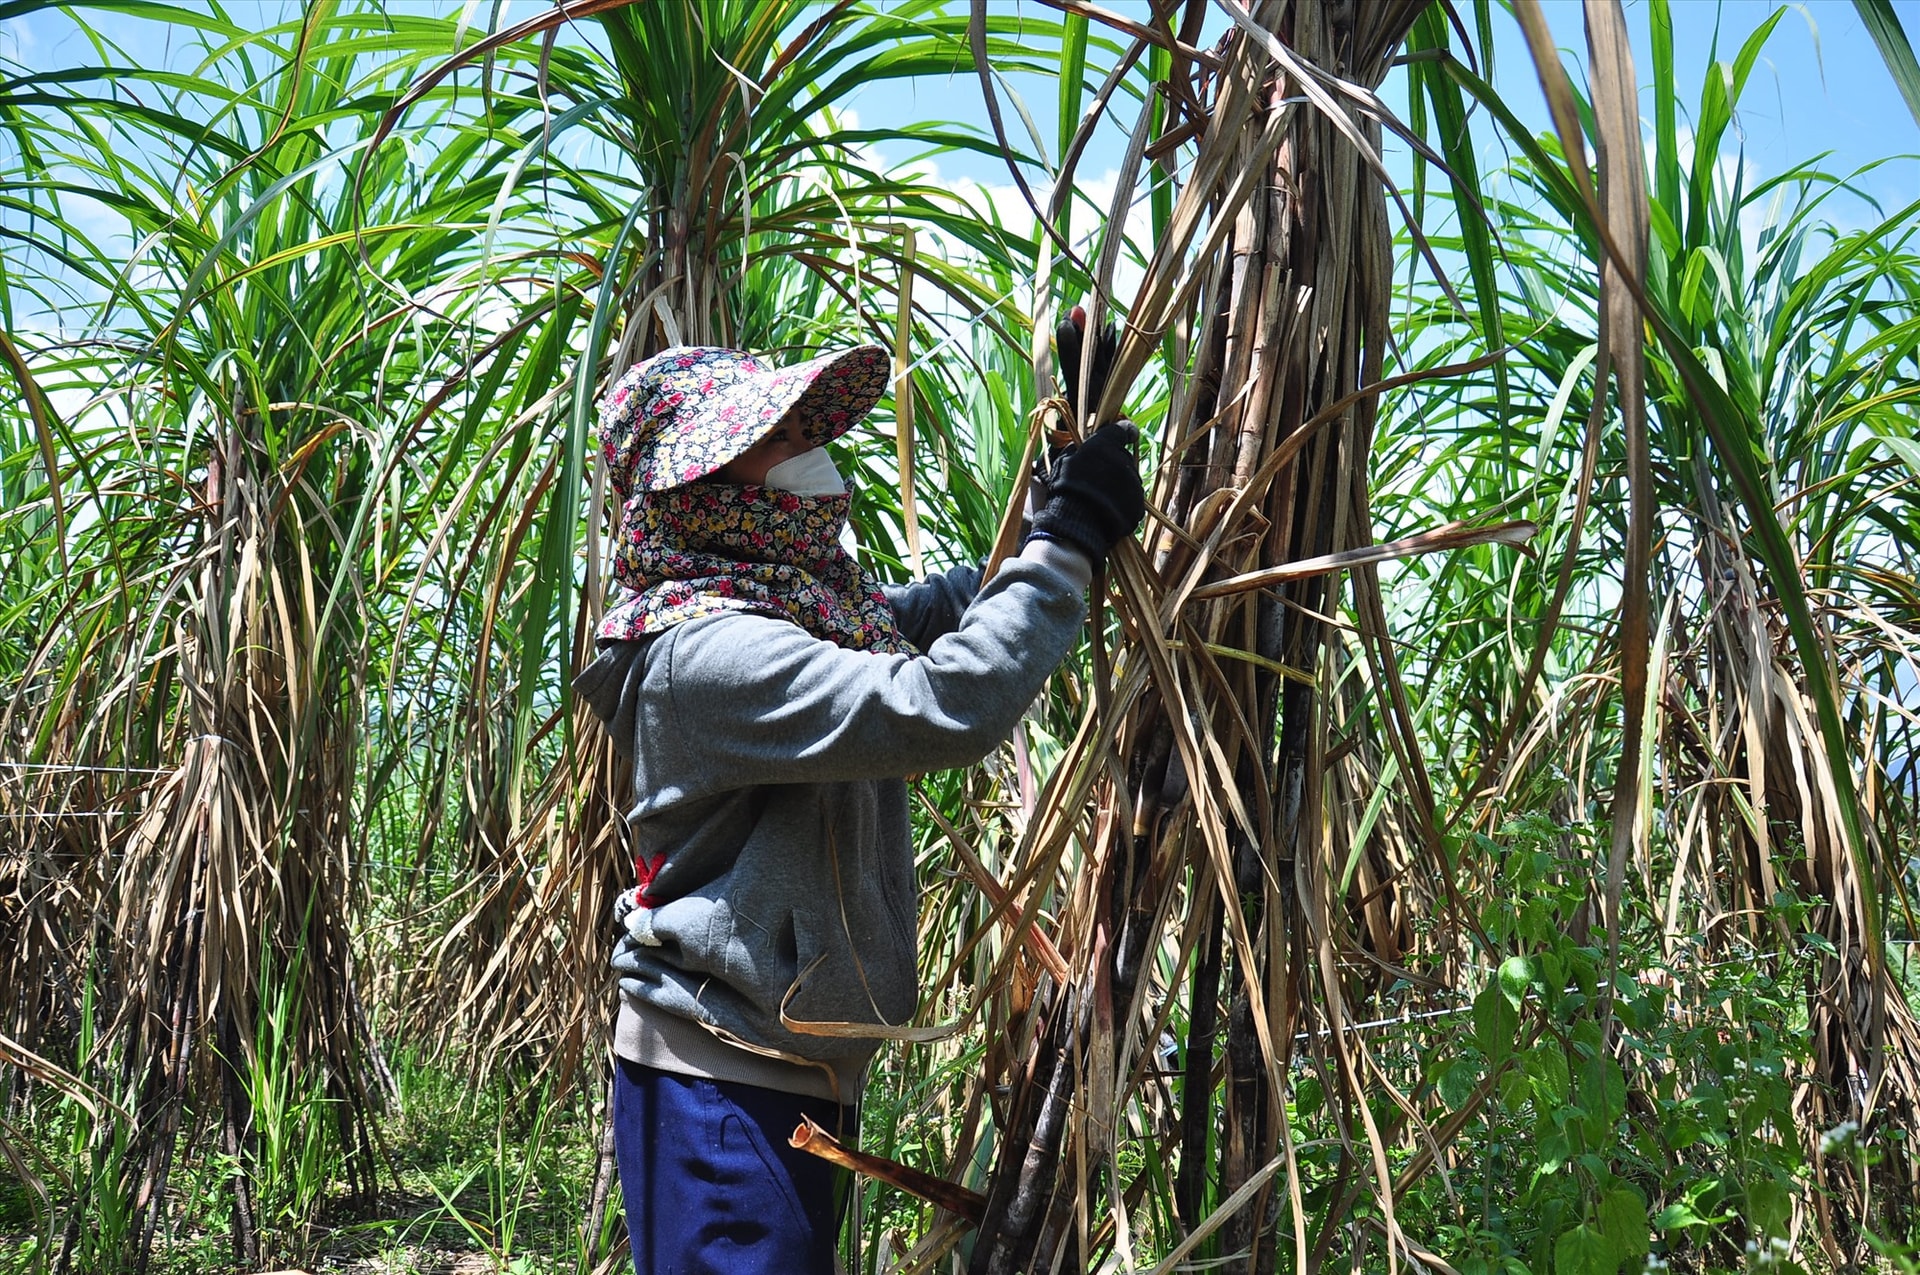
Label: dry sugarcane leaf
xmin=1584 ymin=0 xmax=1654 ymax=994
xmin=1189 ymin=518 xmax=1538 ymax=598
xmin=1513 ymin=0 xmax=1593 ymax=192
xmin=918 ymin=792 xmax=1072 ymax=985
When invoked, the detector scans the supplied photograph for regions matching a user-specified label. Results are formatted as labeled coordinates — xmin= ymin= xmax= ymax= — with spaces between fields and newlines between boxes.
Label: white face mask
xmin=763 ymin=447 xmax=846 ymax=497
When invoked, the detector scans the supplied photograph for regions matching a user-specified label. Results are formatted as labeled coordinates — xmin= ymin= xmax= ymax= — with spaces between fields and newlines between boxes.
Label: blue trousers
xmin=613 ymin=1057 xmax=857 ymax=1275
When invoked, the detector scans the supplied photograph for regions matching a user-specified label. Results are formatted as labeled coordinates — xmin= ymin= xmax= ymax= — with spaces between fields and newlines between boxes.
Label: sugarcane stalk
xmin=970 ymin=986 xmax=1083 ymax=1274
xmin=790 ymin=1116 xmax=987 ymax=1223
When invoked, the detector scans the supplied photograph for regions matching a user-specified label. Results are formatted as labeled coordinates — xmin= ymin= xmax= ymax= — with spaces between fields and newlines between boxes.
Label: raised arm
xmin=649 ymin=543 xmax=1089 ymax=790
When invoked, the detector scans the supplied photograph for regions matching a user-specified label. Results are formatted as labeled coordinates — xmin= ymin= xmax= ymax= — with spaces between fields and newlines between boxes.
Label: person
xmin=576 ymin=326 xmax=1142 ymax=1275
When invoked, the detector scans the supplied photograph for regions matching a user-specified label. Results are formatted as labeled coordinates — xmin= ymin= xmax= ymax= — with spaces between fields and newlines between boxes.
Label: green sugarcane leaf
xmin=1856 ymin=0 xmax=1920 ymax=128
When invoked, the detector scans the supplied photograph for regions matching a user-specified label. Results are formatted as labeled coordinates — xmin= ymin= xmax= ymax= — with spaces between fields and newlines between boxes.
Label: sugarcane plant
xmin=0 ymin=5 xmax=634 ymax=1266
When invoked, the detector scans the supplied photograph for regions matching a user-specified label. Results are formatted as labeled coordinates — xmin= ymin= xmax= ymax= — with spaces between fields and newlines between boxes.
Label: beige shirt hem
xmin=613 ymin=994 xmax=864 ymax=1105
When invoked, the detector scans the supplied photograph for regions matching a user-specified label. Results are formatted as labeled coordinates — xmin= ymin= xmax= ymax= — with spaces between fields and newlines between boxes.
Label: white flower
xmin=1819 ymin=1120 xmax=1860 ymax=1154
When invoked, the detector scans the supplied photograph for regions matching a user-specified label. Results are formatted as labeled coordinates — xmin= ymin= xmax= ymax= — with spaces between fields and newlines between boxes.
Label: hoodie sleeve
xmin=881 ymin=562 xmax=983 ymax=648
xmin=573 ymin=639 xmax=648 ymax=761
xmin=651 ymin=541 xmax=1090 ymax=788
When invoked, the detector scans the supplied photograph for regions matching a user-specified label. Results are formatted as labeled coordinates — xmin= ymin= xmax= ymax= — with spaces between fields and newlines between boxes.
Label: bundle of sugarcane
xmin=957 ymin=2 xmax=1516 ymax=1270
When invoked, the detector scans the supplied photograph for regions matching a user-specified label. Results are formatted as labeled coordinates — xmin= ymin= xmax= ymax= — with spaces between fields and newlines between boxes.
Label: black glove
xmin=1055 ymin=306 xmax=1117 ymax=421
xmin=1029 ymin=421 xmax=1146 ymax=566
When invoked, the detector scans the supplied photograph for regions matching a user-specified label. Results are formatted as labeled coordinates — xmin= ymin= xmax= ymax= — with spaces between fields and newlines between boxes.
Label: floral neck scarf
xmin=597 ymin=482 xmax=914 ymax=655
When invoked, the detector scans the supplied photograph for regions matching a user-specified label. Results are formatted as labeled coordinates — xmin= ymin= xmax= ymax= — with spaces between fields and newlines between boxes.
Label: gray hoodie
xmin=575 ymin=542 xmax=1091 ymax=1101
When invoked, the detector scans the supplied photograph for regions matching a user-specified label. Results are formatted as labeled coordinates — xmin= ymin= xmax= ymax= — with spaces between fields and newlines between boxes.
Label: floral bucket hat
xmin=599 ymin=343 xmax=891 ymax=498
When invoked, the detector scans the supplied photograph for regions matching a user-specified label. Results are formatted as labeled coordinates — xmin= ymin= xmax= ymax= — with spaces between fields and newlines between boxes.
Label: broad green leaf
xmin=1653 ymin=1201 xmax=1707 ymax=1230
xmin=1474 ymin=982 xmax=1522 ymax=1063
xmin=1438 ymin=1055 xmax=1481 ymax=1108
xmin=1498 ymin=953 xmax=1536 ymax=1007
xmin=1745 ymin=1174 xmax=1790 ymax=1235
xmin=1526 ymin=1046 xmax=1571 ymax=1110
xmin=1553 ymin=1223 xmax=1610 ymax=1275
xmin=1599 ymin=1187 xmax=1650 ymax=1261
